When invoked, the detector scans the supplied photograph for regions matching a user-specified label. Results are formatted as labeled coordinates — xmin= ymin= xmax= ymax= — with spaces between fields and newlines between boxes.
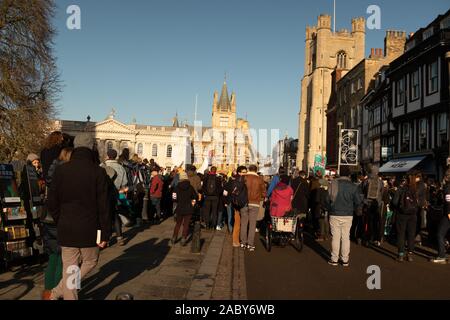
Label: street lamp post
xmin=446 ymin=52 xmax=450 ymax=164
xmin=337 ymin=122 xmax=343 ymax=176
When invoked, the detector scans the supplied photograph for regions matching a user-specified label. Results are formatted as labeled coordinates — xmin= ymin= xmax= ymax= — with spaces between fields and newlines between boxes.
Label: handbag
xmin=257 ymin=201 xmax=265 ymax=221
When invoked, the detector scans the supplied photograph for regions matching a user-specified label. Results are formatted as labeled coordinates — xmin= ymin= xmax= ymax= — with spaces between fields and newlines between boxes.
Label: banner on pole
xmin=340 ymin=129 xmax=359 ymax=166
xmin=313 ymin=155 xmax=327 ymax=176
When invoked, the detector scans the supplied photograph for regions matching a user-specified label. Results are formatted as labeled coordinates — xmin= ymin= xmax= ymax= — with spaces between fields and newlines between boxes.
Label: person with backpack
xmin=290 ymin=170 xmax=310 ymax=221
xmin=150 ymin=168 xmax=164 ymax=224
xmin=430 ymin=169 xmax=450 ymax=264
xmin=201 ymin=166 xmax=223 ymax=230
xmin=223 ymin=171 xmax=237 ymax=234
xmin=240 ymin=165 xmax=266 ymax=251
xmin=361 ymin=165 xmax=384 ymax=247
xmin=229 ymin=166 xmax=248 ymax=247
xmin=171 ymin=172 xmax=198 ymax=246
xmin=392 ymin=173 xmax=421 ymax=262
xmin=327 ymin=169 xmax=363 ymax=267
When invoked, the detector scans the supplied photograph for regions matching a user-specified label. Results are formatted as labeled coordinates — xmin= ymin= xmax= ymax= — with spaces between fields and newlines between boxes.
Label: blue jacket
xmin=268 ymin=175 xmax=280 ymax=197
xmin=328 ymin=177 xmax=363 ymax=216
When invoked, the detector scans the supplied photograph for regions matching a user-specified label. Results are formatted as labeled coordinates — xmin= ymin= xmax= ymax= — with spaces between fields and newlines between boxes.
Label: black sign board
xmin=0 ymin=164 xmax=21 ymax=205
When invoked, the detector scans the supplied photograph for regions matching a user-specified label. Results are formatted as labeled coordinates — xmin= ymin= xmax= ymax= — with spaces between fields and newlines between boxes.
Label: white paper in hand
xmin=96 ymin=230 xmax=101 ymax=245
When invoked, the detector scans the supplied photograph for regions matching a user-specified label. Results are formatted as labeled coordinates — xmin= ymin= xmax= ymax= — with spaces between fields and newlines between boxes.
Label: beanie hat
xmin=179 ymin=172 xmax=188 ymax=181
xmin=107 ymin=149 xmax=118 ymax=160
xmin=74 ymin=133 xmax=94 ymax=149
xmin=26 ymin=153 xmax=39 ymax=163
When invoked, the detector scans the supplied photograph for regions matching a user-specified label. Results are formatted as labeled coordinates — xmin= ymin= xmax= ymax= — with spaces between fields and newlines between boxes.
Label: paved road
xmin=245 ymin=231 xmax=450 ymax=300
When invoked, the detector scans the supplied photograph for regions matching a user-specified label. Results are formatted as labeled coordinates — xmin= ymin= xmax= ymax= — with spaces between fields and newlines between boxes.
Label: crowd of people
xmin=14 ymin=130 xmax=450 ymax=300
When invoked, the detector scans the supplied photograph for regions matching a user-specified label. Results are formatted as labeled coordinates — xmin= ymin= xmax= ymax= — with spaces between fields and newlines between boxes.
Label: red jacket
xmin=150 ymin=175 xmax=163 ymax=199
xmin=270 ymin=183 xmax=293 ymax=217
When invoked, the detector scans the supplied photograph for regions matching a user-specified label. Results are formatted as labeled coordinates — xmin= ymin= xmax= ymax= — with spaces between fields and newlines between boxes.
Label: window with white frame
xmin=351 ymin=82 xmax=355 ymax=94
xmin=411 ymin=70 xmax=420 ymax=100
xmin=437 ymin=113 xmax=448 ymax=147
xmin=137 ymin=143 xmax=143 ymax=156
xmin=152 ymin=144 xmax=158 ymax=157
xmin=166 ymin=145 xmax=172 ymax=158
xmin=401 ymin=123 xmax=410 ymax=153
xmin=397 ymin=78 xmax=405 ymax=106
xmin=428 ymin=61 xmax=438 ymax=94
xmin=418 ymin=118 xmax=428 ymax=150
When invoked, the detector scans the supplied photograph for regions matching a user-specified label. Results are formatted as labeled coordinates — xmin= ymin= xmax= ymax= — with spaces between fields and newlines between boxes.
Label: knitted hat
xmin=26 ymin=153 xmax=39 ymax=163
xmin=74 ymin=133 xmax=94 ymax=149
xmin=179 ymin=172 xmax=188 ymax=181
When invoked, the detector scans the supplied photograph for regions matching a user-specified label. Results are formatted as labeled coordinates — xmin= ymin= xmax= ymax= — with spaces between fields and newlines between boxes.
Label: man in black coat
xmin=291 ymin=170 xmax=310 ymax=220
xmin=47 ymin=133 xmax=111 ymax=300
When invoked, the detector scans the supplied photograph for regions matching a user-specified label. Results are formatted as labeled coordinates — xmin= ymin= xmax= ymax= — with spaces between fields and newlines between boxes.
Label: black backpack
xmin=205 ymin=175 xmax=217 ymax=196
xmin=401 ymin=189 xmax=419 ymax=215
xmin=231 ymin=178 xmax=248 ymax=209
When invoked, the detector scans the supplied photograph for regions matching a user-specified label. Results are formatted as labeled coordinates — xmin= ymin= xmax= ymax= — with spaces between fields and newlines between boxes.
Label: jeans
xmin=351 ymin=214 xmax=365 ymax=242
xmin=51 ymin=247 xmax=99 ymax=300
xmin=226 ymin=205 xmax=234 ymax=232
xmin=396 ymin=214 xmax=417 ymax=255
xmin=367 ymin=201 xmax=383 ymax=242
xmin=436 ymin=216 xmax=450 ymax=258
xmin=113 ymin=212 xmax=122 ymax=238
xmin=173 ymin=214 xmax=192 ymax=239
xmin=151 ymin=197 xmax=161 ymax=220
xmin=329 ymin=215 xmax=353 ymax=263
xmin=217 ymin=210 xmax=224 ymax=228
xmin=240 ymin=206 xmax=259 ymax=247
xmin=203 ymin=197 xmax=219 ymax=228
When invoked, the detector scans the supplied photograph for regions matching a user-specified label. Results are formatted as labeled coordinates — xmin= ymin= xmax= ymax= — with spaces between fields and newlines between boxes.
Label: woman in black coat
xmin=171 ymin=172 xmax=197 ymax=246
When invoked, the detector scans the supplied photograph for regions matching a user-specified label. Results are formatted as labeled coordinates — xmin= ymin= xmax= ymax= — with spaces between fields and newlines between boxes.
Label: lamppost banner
xmin=313 ymin=155 xmax=327 ymax=176
xmin=340 ymin=129 xmax=359 ymax=166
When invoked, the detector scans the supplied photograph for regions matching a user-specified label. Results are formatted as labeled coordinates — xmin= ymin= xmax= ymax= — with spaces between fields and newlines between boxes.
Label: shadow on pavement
xmin=79 ymin=237 xmax=170 ymax=300
xmin=303 ymin=233 xmax=330 ymax=262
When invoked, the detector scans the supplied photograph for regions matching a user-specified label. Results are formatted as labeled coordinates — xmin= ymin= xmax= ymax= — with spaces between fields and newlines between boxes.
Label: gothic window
xmin=337 ymin=51 xmax=347 ymax=69
xmin=152 ymin=144 xmax=158 ymax=157
xmin=137 ymin=143 xmax=143 ymax=156
xmin=167 ymin=145 xmax=172 ymax=158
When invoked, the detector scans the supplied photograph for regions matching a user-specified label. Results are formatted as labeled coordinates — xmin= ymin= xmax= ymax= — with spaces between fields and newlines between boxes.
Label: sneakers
xmin=240 ymin=243 xmax=247 ymax=250
xmin=216 ymin=226 xmax=222 ymax=231
xmin=328 ymin=260 xmax=339 ymax=266
xmin=117 ymin=237 xmax=125 ymax=246
xmin=430 ymin=257 xmax=447 ymax=264
xmin=255 ymin=228 xmax=260 ymax=233
xmin=407 ymin=252 xmax=414 ymax=262
xmin=396 ymin=255 xmax=404 ymax=263
xmin=342 ymin=261 xmax=349 ymax=267
xmin=247 ymin=245 xmax=255 ymax=252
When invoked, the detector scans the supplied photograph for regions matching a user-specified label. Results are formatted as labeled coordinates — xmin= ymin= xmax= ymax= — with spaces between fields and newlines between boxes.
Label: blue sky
xmin=52 ymin=0 xmax=449 ymax=154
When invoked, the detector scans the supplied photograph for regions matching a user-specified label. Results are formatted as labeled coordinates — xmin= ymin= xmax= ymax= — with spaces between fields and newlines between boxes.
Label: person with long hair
xmin=40 ymin=131 xmax=64 ymax=181
xmin=392 ymin=173 xmax=421 ymax=262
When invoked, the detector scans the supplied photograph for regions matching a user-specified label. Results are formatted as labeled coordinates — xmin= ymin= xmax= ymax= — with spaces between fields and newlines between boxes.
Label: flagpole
xmin=333 ymin=0 xmax=336 ymax=33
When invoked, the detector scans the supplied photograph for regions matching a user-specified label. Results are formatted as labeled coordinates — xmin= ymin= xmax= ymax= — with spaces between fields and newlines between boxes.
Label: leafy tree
xmin=0 ymin=0 xmax=60 ymax=162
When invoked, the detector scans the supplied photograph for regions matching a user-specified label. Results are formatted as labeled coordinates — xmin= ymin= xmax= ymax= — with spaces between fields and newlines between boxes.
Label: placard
xmin=0 ymin=164 xmax=21 ymax=204
xmin=25 ymin=165 xmax=43 ymax=206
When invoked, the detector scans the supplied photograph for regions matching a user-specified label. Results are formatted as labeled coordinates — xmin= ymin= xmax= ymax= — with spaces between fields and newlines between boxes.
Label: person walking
xmin=47 ymin=133 xmax=111 ymax=300
xmin=171 ymin=172 xmax=197 ymax=246
xmin=230 ymin=166 xmax=248 ymax=247
xmin=240 ymin=165 xmax=266 ymax=251
xmin=223 ymin=171 xmax=237 ymax=234
xmin=290 ymin=170 xmax=310 ymax=221
xmin=201 ymin=166 xmax=223 ymax=230
xmin=327 ymin=170 xmax=363 ymax=267
xmin=40 ymin=131 xmax=64 ymax=182
xmin=430 ymin=169 xmax=450 ymax=264
xmin=41 ymin=147 xmax=73 ymax=300
xmin=392 ymin=173 xmax=421 ymax=262
xmin=149 ymin=168 xmax=164 ymax=224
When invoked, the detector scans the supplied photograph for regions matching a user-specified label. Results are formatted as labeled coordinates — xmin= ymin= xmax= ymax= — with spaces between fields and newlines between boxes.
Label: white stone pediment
xmin=92 ymin=119 xmax=135 ymax=134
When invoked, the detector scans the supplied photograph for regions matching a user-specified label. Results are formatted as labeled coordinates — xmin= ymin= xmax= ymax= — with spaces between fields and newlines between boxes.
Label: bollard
xmin=141 ymin=194 xmax=149 ymax=221
xmin=191 ymin=220 xmax=201 ymax=253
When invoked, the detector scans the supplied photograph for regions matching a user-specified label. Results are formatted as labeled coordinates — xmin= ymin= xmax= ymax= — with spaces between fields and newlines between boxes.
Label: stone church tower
xmin=297 ymin=14 xmax=365 ymax=171
xmin=212 ymin=81 xmax=237 ymax=129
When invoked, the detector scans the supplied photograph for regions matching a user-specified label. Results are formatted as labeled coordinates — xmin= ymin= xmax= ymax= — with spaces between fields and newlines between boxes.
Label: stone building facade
xmin=297 ymin=14 xmax=366 ymax=172
xmin=53 ymin=80 xmax=256 ymax=170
